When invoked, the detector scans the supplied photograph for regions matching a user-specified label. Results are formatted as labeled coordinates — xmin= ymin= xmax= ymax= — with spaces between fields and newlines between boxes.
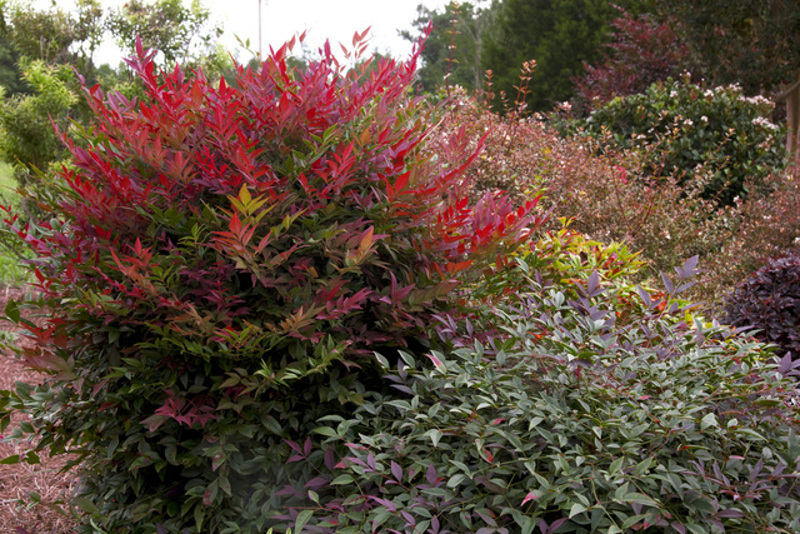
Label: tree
xmin=573 ymin=8 xmax=691 ymax=111
xmin=400 ymin=1 xmax=497 ymax=94
xmin=107 ymin=0 xmax=224 ymax=68
xmin=481 ymin=0 xmax=645 ymax=112
xmin=0 ymin=0 xmax=104 ymax=76
xmin=653 ymin=0 xmax=800 ymax=159
xmin=0 ymin=33 xmax=27 ymax=96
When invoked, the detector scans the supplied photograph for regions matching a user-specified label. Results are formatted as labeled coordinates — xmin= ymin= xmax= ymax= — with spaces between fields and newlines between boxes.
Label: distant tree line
xmin=403 ymin=0 xmax=800 ymax=152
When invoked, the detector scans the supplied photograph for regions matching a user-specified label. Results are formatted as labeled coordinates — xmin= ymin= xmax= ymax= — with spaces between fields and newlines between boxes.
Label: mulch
xmin=0 ymin=286 xmax=78 ymax=533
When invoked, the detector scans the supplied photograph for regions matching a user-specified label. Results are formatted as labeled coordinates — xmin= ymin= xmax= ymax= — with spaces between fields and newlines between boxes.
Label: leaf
xmin=569 ymin=502 xmax=588 ymax=518
xmin=623 ymin=492 xmax=659 ymax=507
xmin=4 ymin=299 xmax=19 ymax=323
xmin=0 ymin=454 xmax=20 ymax=465
xmin=294 ymin=509 xmax=314 ymax=533
xmin=390 ymin=460 xmax=403 ymax=482
xmin=427 ymin=351 xmax=446 ymax=373
xmin=447 ymin=473 xmax=466 ymax=488
xmin=701 ymin=412 xmax=719 ymax=430
xmin=312 ymin=426 xmax=337 ymax=437
xmin=330 ymin=474 xmax=355 ymax=485
xmin=428 ymin=428 xmax=443 ymax=448
xmin=74 ymin=496 xmax=99 ymax=515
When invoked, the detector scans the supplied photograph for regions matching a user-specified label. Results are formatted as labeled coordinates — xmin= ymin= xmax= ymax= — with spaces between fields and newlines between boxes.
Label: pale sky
xmin=35 ymin=0 xmax=453 ymax=65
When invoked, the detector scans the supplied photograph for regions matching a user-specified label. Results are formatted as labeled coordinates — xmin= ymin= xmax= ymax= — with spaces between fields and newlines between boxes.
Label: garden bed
xmin=0 ymin=287 xmax=77 ymax=534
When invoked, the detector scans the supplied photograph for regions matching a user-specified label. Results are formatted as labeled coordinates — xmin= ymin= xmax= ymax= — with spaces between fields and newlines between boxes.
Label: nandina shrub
xmin=722 ymin=252 xmax=800 ymax=359
xmin=267 ymin=256 xmax=800 ymax=533
xmin=0 ymin=36 xmax=542 ymax=533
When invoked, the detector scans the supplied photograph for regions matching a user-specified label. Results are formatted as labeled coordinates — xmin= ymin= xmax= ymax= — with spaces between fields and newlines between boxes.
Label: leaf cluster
xmin=722 ymin=252 xmax=800 ymax=361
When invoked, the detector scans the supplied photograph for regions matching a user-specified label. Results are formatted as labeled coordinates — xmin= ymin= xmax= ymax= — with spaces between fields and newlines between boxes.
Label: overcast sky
xmin=34 ymin=0 xmax=452 ymax=65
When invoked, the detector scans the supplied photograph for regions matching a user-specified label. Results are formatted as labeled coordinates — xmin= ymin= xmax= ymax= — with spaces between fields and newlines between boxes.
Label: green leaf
xmin=569 ymin=502 xmax=588 ymax=518
xmin=263 ymin=415 xmax=283 ymax=435
xmin=447 ymin=473 xmax=466 ymax=488
xmin=294 ymin=509 xmax=314 ymax=533
xmin=623 ymin=492 xmax=659 ymax=507
xmin=194 ymin=502 xmax=205 ymax=531
xmin=0 ymin=454 xmax=20 ymax=465
xmin=428 ymin=428 xmax=443 ymax=448
xmin=701 ymin=413 xmax=719 ymax=430
xmin=312 ymin=426 xmax=337 ymax=437
xmin=330 ymin=474 xmax=355 ymax=485
xmin=4 ymin=298 xmax=19 ymax=323
xmin=608 ymin=456 xmax=624 ymax=476
xmin=74 ymin=496 xmax=99 ymax=515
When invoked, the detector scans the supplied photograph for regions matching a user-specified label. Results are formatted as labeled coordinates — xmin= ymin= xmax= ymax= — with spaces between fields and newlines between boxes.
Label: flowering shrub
xmin=0 ymin=36 xmax=542 ymax=532
xmin=579 ymin=76 xmax=786 ymax=207
xmin=267 ymin=256 xmax=800 ymax=533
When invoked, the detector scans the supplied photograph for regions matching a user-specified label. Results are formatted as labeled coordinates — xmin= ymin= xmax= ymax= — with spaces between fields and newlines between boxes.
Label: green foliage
xmin=401 ymin=1 xmax=496 ymax=94
xmin=578 ymin=77 xmax=787 ymax=207
xmin=271 ymin=256 xmax=800 ymax=533
xmin=0 ymin=32 xmax=27 ymax=96
xmin=481 ymin=0 xmax=645 ymax=112
xmin=0 ymin=36 xmax=539 ymax=533
xmin=107 ymin=0 xmax=224 ymax=67
xmin=0 ymin=0 xmax=104 ymax=75
xmin=0 ymin=59 xmax=76 ymax=187
xmin=653 ymin=0 xmax=800 ymax=94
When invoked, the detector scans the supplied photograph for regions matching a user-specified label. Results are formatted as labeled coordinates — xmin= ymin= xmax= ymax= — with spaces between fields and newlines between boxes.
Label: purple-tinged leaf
xmin=717 ymin=508 xmax=745 ymax=518
xmin=324 ymin=447 xmax=336 ymax=471
xmin=391 ymin=461 xmax=403 ymax=482
xmin=304 ymin=476 xmax=328 ymax=490
xmin=660 ymin=272 xmax=674 ymax=294
xmin=426 ymin=463 xmax=437 ymax=486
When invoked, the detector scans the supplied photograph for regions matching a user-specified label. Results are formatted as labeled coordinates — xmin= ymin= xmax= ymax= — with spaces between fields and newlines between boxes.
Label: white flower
xmin=752 ymin=116 xmax=779 ymax=131
xmin=701 ymin=115 xmax=708 ymax=123
xmin=683 ymin=119 xmax=694 ymax=127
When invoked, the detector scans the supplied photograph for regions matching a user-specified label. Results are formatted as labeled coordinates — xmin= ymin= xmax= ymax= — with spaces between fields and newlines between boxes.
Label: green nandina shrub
xmin=576 ymin=76 xmax=786 ymax=207
xmin=273 ymin=255 xmax=800 ymax=533
xmin=722 ymin=252 xmax=800 ymax=360
xmin=0 ymin=36 xmax=542 ymax=533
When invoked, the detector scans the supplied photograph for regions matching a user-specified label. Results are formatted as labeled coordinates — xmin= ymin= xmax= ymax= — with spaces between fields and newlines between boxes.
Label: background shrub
xmin=722 ymin=252 xmax=800 ymax=359
xmin=578 ymin=76 xmax=786 ymax=207
xmin=0 ymin=37 xmax=541 ymax=533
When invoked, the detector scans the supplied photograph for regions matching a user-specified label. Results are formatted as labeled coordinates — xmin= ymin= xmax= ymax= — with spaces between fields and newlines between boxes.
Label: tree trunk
xmin=783 ymin=76 xmax=800 ymax=165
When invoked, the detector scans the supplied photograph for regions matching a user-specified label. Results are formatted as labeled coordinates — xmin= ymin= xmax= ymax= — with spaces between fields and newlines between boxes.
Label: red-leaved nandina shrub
xmin=0 ymin=35 xmax=543 ymax=532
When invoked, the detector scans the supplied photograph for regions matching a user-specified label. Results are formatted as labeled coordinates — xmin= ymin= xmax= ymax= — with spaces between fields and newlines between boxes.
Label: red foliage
xmin=573 ymin=9 xmax=690 ymax=110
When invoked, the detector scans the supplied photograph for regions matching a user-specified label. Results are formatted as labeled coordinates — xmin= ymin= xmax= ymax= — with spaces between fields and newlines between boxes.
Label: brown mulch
xmin=0 ymin=287 xmax=78 ymax=534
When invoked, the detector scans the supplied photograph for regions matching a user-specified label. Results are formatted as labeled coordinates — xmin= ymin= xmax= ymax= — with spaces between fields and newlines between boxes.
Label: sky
xmin=34 ymin=0 xmax=453 ymax=66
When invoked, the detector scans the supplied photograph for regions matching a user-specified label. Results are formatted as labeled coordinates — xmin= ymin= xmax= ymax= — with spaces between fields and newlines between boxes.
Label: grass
xmin=0 ymin=160 xmax=31 ymax=288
